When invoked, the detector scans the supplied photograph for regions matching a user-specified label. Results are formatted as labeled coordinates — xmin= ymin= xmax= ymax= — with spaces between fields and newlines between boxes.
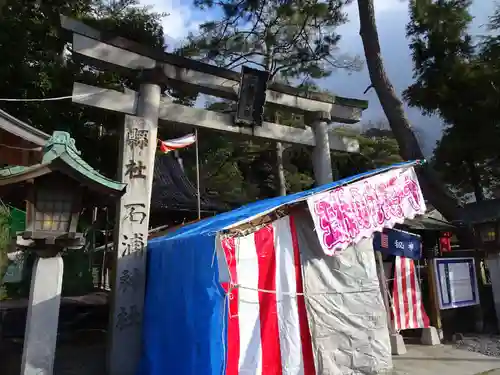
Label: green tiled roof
xmin=0 ymin=131 xmax=126 ymax=194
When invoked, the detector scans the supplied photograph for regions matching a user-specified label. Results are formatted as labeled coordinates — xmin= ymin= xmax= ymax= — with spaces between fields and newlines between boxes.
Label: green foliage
xmin=61 ymin=249 xmax=94 ymax=296
xmin=85 ymin=0 xmax=166 ymax=51
xmin=405 ymin=0 xmax=474 ymax=116
xmin=0 ymin=0 xmax=167 ymax=181
xmin=405 ymin=0 xmax=500 ymax=199
xmin=182 ymin=0 xmax=360 ymax=82
xmin=333 ymin=123 xmax=403 ymax=178
xmin=179 ymin=102 xmax=314 ymax=205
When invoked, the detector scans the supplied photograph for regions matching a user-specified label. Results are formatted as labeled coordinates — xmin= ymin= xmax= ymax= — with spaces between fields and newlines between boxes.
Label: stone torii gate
xmin=60 ymin=15 xmax=368 ymax=375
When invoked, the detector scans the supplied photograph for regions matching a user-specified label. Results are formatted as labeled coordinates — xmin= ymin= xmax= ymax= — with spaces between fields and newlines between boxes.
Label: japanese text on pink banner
xmin=307 ymin=167 xmax=426 ymax=256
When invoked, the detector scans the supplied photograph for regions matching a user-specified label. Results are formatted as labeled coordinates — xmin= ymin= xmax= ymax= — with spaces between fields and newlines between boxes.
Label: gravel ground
xmin=454 ymin=334 xmax=500 ymax=357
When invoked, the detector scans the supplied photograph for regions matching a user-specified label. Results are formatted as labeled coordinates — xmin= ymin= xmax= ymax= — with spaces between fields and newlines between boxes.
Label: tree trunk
xmin=465 ymin=157 xmax=485 ymax=202
xmin=357 ymin=0 xmax=461 ymax=221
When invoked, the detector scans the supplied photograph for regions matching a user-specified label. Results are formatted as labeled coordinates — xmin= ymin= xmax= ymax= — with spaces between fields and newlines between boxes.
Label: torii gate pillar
xmin=312 ymin=111 xmax=334 ymax=186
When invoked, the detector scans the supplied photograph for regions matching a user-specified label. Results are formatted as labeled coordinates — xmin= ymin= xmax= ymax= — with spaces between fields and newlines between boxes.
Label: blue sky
xmin=140 ymin=0 xmax=495 ymax=156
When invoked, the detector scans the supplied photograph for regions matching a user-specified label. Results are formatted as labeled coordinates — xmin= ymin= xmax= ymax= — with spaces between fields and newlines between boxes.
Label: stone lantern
xmin=0 ymin=131 xmax=126 ymax=375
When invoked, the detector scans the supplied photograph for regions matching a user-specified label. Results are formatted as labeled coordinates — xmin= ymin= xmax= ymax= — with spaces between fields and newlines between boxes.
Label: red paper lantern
xmin=439 ymin=231 xmax=452 ymax=253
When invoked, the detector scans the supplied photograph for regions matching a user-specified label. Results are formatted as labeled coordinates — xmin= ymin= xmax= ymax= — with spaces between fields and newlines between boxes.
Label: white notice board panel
xmin=433 ymin=257 xmax=480 ymax=310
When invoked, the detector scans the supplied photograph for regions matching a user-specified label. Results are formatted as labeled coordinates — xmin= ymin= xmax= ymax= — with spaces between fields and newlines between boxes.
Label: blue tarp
xmin=137 ymin=160 xmax=419 ymax=375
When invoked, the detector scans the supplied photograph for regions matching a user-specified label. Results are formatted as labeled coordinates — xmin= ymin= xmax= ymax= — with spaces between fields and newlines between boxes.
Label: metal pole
xmin=311 ymin=111 xmax=334 ymax=186
xmin=195 ymin=128 xmax=201 ymax=220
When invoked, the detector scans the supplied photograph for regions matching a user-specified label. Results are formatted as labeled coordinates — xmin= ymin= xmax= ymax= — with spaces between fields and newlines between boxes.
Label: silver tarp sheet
xmin=295 ymin=212 xmax=392 ymax=374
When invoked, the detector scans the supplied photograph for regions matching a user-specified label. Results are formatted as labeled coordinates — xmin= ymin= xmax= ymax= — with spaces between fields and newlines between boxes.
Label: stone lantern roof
xmin=0 ymin=130 xmax=126 ymax=197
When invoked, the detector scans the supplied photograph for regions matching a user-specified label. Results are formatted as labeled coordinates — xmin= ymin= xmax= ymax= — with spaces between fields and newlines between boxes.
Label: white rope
xmin=230 ymin=283 xmax=384 ymax=320
xmin=0 ymin=89 xmax=107 ymax=102
xmin=234 ymin=283 xmax=379 ymax=297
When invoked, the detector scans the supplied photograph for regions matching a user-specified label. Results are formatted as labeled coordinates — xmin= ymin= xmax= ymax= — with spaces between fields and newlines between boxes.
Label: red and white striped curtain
xmin=390 ymin=256 xmax=430 ymax=331
xmin=220 ymin=216 xmax=316 ymax=375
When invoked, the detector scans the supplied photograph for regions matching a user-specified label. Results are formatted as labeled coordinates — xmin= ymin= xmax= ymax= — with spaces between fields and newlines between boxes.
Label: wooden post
xmin=107 ymin=81 xmax=160 ymax=375
xmin=375 ymin=251 xmax=393 ymax=333
xmin=473 ymin=254 xmax=485 ymax=333
xmin=311 ymin=111 xmax=334 ymax=186
xmin=427 ymin=258 xmax=443 ymax=339
xmin=379 ymin=253 xmax=407 ymax=354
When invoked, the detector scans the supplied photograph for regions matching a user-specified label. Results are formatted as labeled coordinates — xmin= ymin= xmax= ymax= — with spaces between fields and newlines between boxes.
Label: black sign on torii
xmin=235 ymin=66 xmax=270 ymax=127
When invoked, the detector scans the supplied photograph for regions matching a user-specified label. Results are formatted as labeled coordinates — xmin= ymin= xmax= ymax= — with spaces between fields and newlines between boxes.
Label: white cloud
xmin=139 ymin=0 xmax=204 ymax=43
xmin=373 ymin=0 xmax=407 ymax=13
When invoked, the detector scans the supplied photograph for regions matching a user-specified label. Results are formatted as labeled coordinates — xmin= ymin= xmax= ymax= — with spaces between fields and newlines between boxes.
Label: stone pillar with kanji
xmin=107 ymin=79 xmax=161 ymax=375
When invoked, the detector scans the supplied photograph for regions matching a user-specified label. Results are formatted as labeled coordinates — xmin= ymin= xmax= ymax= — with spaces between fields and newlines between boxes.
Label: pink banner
xmin=307 ymin=167 xmax=426 ymax=256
